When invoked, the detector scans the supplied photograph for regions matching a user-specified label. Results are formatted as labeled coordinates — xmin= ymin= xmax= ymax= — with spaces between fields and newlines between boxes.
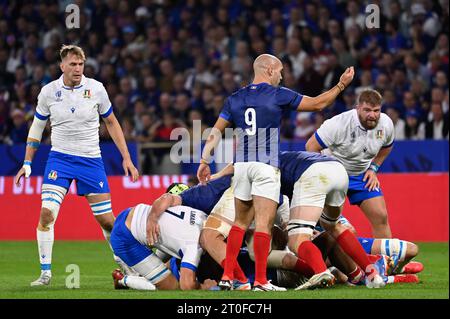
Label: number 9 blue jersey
xmin=219 ymin=83 xmax=302 ymax=167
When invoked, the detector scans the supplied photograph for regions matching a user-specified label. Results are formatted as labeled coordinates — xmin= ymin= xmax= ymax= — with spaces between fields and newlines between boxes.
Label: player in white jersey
xmin=110 ymin=203 xmax=216 ymax=290
xmin=306 ymin=89 xmax=395 ymax=238
xmin=13 ymin=45 xmax=139 ymax=286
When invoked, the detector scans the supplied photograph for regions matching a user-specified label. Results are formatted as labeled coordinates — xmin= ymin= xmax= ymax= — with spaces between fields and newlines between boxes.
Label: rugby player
xmin=14 ymin=45 xmax=139 ymax=286
xmin=306 ymin=89 xmax=394 ymax=238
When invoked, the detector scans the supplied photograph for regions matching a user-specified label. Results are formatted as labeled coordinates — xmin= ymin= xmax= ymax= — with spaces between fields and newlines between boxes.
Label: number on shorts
xmin=244 ymin=108 xmax=256 ymax=135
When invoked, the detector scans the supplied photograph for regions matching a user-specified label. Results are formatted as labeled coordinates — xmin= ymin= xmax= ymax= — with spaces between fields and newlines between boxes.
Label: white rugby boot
xmin=30 ymin=271 xmax=52 ymax=287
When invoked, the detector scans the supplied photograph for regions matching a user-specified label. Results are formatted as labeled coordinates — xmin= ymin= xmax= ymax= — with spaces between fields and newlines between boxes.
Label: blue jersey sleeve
xmin=219 ymin=98 xmax=233 ymax=123
xmin=180 ymin=175 xmax=233 ymax=213
xmin=276 ymin=87 xmax=303 ymax=111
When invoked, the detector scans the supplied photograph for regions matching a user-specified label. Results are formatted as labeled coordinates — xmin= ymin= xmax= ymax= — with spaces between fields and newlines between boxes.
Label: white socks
xmin=37 ymin=228 xmax=54 ymax=275
xmin=120 ymin=276 xmax=156 ymax=290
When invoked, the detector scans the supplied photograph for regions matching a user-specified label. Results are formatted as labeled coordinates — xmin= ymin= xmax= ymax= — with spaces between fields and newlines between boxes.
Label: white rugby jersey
xmin=315 ymin=109 xmax=394 ymax=176
xmin=130 ymin=204 xmax=207 ymax=269
xmin=35 ymin=75 xmax=112 ymax=158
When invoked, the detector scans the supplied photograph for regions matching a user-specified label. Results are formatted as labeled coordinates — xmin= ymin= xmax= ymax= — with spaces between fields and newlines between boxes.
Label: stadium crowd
xmin=0 ymin=0 xmax=448 ymax=147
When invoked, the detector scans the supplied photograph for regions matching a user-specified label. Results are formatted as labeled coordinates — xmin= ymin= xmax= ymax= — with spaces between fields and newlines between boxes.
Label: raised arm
xmin=297 ymin=67 xmax=355 ymax=112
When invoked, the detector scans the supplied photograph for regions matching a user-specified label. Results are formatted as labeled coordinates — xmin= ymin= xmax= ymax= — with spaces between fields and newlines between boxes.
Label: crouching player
xmin=279 ymin=151 xmax=386 ymax=289
xmin=109 ymin=202 xmax=216 ymax=290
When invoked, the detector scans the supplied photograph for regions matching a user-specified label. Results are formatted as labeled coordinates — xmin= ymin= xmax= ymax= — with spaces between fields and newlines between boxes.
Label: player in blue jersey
xmin=193 ymin=54 xmax=354 ymax=291
xmin=279 ymin=151 xmax=385 ymax=289
xmin=14 ymin=45 xmax=139 ymax=286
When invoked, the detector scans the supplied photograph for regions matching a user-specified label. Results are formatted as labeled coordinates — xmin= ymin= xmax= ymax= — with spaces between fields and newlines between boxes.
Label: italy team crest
xmin=83 ymin=89 xmax=91 ymax=98
xmin=376 ymin=130 xmax=384 ymax=139
xmin=48 ymin=170 xmax=58 ymax=181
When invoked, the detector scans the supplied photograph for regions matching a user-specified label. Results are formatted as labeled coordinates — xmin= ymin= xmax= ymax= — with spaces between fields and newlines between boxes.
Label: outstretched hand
xmin=339 ymin=66 xmax=355 ymax=87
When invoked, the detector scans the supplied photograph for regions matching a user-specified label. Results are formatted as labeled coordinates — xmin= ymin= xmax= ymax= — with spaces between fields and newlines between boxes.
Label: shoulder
xmin=85 ymin=77 xmax=106 ymax=90
xmin=40 ymin=79 xmax=60 ymax=96
xmin=379 ymin=113 xmax=394 ymax=129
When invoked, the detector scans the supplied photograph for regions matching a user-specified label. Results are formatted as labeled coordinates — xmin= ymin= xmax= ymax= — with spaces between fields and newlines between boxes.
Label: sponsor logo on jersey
xmin=55 ymin=90 xmax=63 ymax=102
xmin=350 ymin=131 xmax=356 ymax=143
xmin=48 ymin=170 xmax=58 ymax=181
xmin=99 ymin=181 xmax=104 ymax=188
xmin=83 ymin=89 xmax=91 ymax=98
xmin=376 ymin=129 xmax=383 ymax=139
xmin=70 ymin=107 xmax=75 ymax=113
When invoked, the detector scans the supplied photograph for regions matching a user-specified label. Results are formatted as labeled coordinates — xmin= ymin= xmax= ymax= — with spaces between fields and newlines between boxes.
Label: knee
xmin=407 ymin=242 xmax=419 ymax=259
xmin=288 ymin=235 xmax=310 ymax=254
xmin=40 ymin=208 xmax=55 ymax=227
xmin=199 ymin=230 xmax=212 ymax=250
xmin=370 ymin=209 xmax=389 ymax=226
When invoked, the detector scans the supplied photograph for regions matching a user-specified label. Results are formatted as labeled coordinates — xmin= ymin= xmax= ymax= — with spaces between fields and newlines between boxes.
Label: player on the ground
xmin=195 ymin=54 xmax=354 ymax=291
xmin=110 ymin=202 xmax=216 ymax=290
xmin=335 ymin=216 xmax=423 ymax=276
xmin=14 ymin=45 xmax=139 ymax=286
xmin=306 ymin=89 xmax=394 ymax=238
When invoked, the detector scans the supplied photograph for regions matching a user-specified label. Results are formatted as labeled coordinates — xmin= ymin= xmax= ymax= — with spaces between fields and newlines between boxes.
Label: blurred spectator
xmin=0 ymin=1 xmax=447 ymax=147
xmin=404 ymin=110 xmax=425 ymax=140
xmin=425 ymin=103 xmax=449 ymax=139
xmin=386 ymin=107 xmax=406 ymax=140
xmin=6 ymin=109 xmax=28 ymax=144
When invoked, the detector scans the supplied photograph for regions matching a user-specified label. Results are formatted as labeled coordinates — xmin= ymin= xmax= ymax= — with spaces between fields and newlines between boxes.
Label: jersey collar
xmin=59 ymin=75 xmax=86 ymax=90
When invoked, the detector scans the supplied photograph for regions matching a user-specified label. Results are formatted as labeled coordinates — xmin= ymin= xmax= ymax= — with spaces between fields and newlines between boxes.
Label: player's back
xmin=279 ymin=151 xmax=337 ymax=198
xmin=130 ymin=203 xmax=207 ymax=259
xmin=220 ymin=83 xmax=302 ymax=167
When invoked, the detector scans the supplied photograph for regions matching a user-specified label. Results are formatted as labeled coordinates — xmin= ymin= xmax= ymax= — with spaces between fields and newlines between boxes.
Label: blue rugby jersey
xmin=179 ymin=175 xmax=233 ymax=214
xmin=279 ymin=151 xmax=337 ymax=199
xmin=219 ymin=83 xmax=302 ymax=167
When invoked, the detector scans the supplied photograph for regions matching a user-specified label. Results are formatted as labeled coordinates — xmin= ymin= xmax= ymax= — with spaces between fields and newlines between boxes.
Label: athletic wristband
xmin=26 ymin=141 xmax=40 ymax=149
xmin=336 ymin=82 xmax=345 ymax=92
xmin=369 ymin=163 xmax=379 ymax=173
xmin=200 ymin=158 xmax=210 ymax=165
xmin=23 ymin=160 xmax=32 ymax=166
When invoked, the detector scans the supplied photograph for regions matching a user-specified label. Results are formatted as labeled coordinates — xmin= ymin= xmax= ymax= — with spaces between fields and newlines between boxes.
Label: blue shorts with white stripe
xmin=43 ymin=150 xmax=110 ymax=196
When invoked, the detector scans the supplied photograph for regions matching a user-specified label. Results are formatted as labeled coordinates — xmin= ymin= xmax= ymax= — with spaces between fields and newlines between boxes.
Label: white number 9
xmin=244 ymin=108 xmax=256 ymax=135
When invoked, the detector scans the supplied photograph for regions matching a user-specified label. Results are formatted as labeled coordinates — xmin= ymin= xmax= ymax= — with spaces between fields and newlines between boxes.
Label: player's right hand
xmin=146 ymin=214 xmax=160 ymax=246
xmin=14 ymin=163 xmax=31 ymax=186
xmin=339 ymin=66 xmax=355 ymax=87
xmin=197 ymin=163 xmax=211 ymax=185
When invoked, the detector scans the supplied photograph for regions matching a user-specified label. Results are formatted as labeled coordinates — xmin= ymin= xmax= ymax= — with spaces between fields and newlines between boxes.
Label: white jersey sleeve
xmin=36 ymin=85 xmax=50 ymax=119
xmin=382 ymin=113 xmax=395 ymax=147
xmin=98 ymin=84 xmax=112 ymax=117
xmin=315 ymin=114 xmax=345 ymax=148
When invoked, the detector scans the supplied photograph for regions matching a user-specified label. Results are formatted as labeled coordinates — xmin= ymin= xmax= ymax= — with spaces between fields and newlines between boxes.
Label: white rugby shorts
xmin=290 ymin=161 xmax=348 ymax=208
xmin=233 ymin=162 xmax=281 ymax=203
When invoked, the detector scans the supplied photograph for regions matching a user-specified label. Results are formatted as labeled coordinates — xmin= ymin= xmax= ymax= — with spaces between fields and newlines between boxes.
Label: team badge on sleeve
xmin=48 ymin=170 xmax=58 ymax=181
xmin=376 ymin=130 xmax=384 ymax=139
xmin=83 ymin=89 xmax=91 ymax=98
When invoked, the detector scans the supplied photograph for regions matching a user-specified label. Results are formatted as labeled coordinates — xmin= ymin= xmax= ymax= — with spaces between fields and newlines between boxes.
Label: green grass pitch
xmin=0 ymin=241 xmax=448 ymax=299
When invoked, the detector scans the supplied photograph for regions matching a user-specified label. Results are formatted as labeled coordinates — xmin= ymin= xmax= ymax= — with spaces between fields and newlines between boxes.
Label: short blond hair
xmin=60 ymin=44 xmax=86 ymax=61
xmin=358 ymin=89 xmax=383 ymax=106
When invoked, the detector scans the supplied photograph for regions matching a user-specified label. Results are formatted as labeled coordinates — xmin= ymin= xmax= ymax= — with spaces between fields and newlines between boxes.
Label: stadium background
xmin=0 ymin=0 xmax=448 ymax=244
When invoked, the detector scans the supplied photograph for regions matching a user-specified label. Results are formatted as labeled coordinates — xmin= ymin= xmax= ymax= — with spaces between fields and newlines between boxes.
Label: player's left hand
xmin=197 ymin=163 xmax=211 ymax=184
xmin=363 ymin=170 xmax=380 ymax=191
xmin=123 ymin=158 xmax=139 ymax=182
xmin=146 ymin=214 xmax=160 ymax=246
